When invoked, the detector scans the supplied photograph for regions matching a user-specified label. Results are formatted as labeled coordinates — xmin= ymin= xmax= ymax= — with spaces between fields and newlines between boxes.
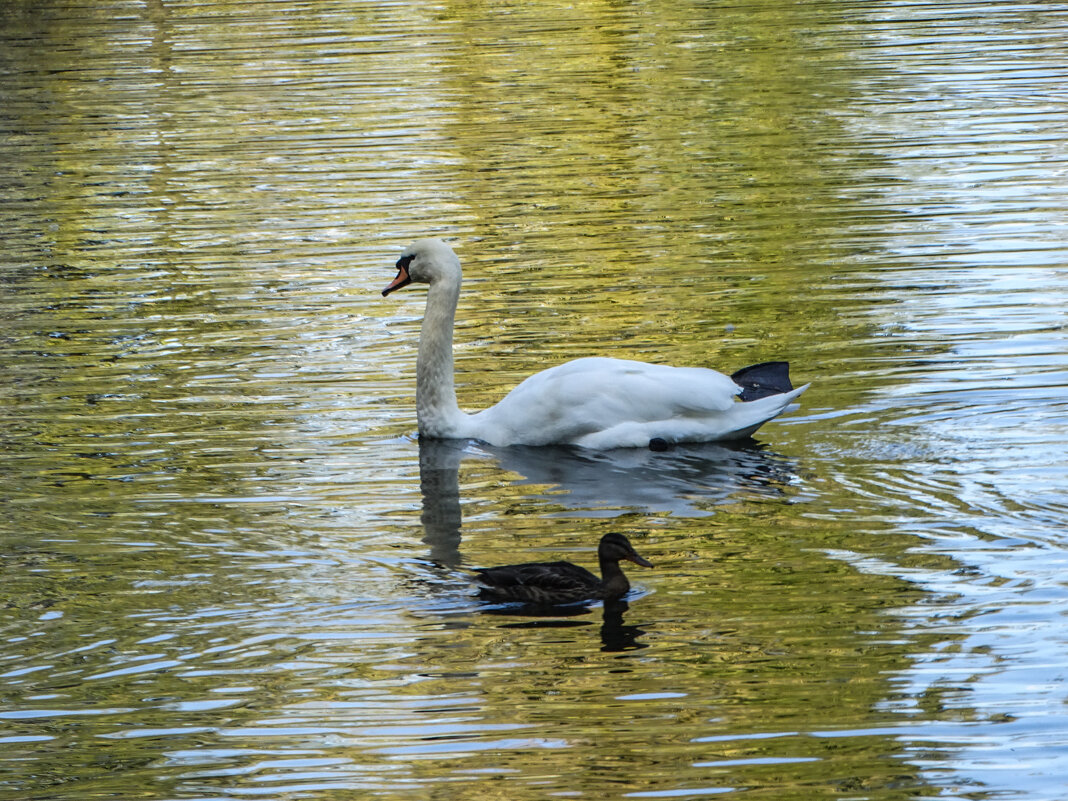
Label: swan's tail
xmin=722 ymin=379 xmax=809 ymax=441
xmin=717 ymin=361 xmax=807 ymax=441
xmin=731 ymin=361 xmax=794 ymax=401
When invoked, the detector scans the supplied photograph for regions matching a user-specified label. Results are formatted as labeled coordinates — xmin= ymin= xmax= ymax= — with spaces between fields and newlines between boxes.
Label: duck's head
xmin=382 ymin=238 xmax=461 ymax=296
xmin=599 ymin=533 xmax=654 ymax=568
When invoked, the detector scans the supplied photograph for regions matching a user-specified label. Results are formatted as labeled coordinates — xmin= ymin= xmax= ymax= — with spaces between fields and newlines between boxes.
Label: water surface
xmin=2 ymin=1 xmax=1068 ymax=799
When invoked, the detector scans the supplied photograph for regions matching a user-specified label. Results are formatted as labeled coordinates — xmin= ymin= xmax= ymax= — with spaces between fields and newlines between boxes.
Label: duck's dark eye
xmin=396 ymin=254 xmax=415 ymax=270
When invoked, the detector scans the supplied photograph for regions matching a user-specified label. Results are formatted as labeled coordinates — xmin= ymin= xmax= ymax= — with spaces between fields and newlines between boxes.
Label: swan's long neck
xmin=416 ymin=276 xmax=468 ymax=438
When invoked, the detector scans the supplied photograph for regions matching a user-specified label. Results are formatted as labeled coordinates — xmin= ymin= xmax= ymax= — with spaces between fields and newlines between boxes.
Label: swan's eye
xmin=396 ymin=254 xmax=415 ymax=270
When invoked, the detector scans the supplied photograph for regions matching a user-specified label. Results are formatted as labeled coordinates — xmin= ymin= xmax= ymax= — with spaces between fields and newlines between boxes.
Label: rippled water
xmin=2 ymin=1 xmax=1068 ymax=799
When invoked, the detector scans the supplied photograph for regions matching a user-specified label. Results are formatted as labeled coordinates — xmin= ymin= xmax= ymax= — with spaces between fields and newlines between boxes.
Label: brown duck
xmin=474 ymin=533 xmax=654 ymax=605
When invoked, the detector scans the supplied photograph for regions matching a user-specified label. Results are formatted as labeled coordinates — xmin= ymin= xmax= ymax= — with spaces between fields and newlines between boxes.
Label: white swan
xmin=382 ymin=238 xmax=808 ymax=449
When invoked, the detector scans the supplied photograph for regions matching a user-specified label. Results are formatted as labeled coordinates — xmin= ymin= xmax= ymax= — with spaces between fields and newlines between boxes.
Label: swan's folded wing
xmin=473 ymin=357 xmax=744 ymax=446
xmin=537 ymin=358 xmax=740 ymax=417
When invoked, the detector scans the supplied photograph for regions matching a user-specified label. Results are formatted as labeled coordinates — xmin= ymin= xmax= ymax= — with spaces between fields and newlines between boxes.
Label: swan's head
xmin=382 ymin=238 xmax=461 ymax=297
xmin=598 ymin=533 xmax=654 ymax=568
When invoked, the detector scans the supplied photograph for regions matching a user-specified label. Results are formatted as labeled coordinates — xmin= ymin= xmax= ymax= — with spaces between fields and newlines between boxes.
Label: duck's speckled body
xmin=474 ymin=533 xmax=654 ymax=605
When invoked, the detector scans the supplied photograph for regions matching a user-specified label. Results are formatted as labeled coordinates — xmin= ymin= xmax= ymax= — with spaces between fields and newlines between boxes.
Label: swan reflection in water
xmin=416 ymin=435 xmax=803 ymax=567
xmin=480 ymin=439 xmax=801 ymax=519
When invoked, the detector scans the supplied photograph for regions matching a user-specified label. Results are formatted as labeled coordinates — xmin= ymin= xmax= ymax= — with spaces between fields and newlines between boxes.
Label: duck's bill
xmin=628 ymin=554 xmax=654 ymax=568
xmin=382 ymin=265 xmax=411 ymax=296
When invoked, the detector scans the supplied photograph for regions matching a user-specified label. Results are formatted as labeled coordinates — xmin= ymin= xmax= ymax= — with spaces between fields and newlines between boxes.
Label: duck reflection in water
xmin=488 ymin=598 xmax=650 ymax=652
xmin=599 ymin=599 xmax=648 ymax=652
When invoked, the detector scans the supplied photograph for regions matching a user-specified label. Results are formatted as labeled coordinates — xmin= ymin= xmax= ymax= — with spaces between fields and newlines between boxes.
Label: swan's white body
xmin=383 ymin=239 xmax=808 ymax=449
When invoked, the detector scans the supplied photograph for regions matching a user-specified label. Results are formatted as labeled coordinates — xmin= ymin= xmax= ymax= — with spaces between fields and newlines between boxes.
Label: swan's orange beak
xmin=382 ymin=264 xmax=411 ymax=296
